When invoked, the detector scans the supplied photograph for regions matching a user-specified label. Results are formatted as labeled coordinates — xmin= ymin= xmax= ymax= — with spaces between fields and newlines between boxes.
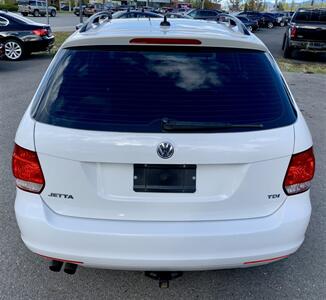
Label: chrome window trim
xmin=0 ymin=16 xmax=9 ymax=27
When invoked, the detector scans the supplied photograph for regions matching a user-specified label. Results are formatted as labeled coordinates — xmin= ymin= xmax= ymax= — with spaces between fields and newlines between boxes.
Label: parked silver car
xmin=18 ymin=0 xmax=57 ymax=17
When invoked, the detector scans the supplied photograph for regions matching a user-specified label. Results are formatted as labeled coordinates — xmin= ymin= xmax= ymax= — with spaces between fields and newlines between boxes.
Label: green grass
xmin=276 ymin=59 xmax=326 ymax=74
xmin=52 ymin=32 xmax=326 ymax=75
xmin=52 ymin=31 xmax=73 ymax=53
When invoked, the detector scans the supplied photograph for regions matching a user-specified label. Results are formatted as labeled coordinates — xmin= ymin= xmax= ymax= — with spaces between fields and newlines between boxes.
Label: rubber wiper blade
xmin=161 ymin=119 xmax=264 ymax=132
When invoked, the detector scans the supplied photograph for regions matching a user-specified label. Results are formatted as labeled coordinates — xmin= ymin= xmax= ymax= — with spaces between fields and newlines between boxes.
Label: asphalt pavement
xmin=0 ymin=45 xmax=326 ymax=299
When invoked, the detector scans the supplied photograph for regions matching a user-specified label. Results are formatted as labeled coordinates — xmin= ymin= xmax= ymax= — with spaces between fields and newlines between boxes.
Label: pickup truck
xmin=282 ymin=8 xmax=326 ymax=58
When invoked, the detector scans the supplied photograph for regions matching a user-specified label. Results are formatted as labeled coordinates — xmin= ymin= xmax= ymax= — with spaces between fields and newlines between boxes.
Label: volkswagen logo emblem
xmin=157 ymin=142 xmax=174 ymax=159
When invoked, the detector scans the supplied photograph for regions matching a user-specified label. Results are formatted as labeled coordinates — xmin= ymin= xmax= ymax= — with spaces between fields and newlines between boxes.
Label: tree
xmin=278 ymin=1 xmax=285 ymax=11
xmin=243 ymin=0 xmax=265 ymax=11
xmin=228 ymin=0 xmax=240 ymax=11
xmin=247 ymin=0 xmax=255 ymax=10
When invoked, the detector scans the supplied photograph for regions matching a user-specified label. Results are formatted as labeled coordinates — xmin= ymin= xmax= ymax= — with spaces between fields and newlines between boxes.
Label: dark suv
xmin=282 ymin=8 xmax=326 ymax=58
xmin=18 ymin=0 xmax=57 ymax=17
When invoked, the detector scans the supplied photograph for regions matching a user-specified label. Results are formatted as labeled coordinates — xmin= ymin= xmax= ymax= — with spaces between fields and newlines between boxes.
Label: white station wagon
xmin=13 ymin=15 xmax=315 ymax=285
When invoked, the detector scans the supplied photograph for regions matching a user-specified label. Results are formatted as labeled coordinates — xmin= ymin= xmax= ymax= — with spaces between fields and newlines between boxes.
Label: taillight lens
xmin=12 ymin=144 xmax=45 ymax=193
xmin=290 ymin=25 xmax=297 ymax=38
xmin=32 ymin=29 xmax=48 ymax=37
xmin=283 ymin=147 xmax=315 ymax=195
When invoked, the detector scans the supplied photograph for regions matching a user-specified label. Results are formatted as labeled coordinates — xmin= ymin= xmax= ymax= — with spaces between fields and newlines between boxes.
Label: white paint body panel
xmin=34 ymin=123 xmax=295 ymax=221
xmin=15 ymin=189 xmax=311 ymax=270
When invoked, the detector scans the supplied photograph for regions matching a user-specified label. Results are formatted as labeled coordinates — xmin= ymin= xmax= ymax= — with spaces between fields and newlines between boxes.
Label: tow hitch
xmin=144 ymin=271 xmax=183 ymax=288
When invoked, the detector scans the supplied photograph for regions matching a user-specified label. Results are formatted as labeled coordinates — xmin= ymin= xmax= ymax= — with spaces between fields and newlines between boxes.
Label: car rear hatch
xmin=33 ymin=46 xmax=297 ymax=222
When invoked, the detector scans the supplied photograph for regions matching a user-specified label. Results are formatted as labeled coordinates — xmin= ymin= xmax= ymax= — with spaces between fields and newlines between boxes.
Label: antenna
xmin=160 ymin=15 xmax=170 ymax=27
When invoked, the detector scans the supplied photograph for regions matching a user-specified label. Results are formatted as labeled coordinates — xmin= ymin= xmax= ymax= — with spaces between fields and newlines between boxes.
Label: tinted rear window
xmin=293 ymin=10 xmax=326 ymax=22
xmin=32 ymin=47 xmax=296 ymax=133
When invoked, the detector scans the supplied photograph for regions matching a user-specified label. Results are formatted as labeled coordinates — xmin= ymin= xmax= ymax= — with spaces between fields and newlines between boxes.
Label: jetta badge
xmin=157 ymin=142 xmax=174 ymax=159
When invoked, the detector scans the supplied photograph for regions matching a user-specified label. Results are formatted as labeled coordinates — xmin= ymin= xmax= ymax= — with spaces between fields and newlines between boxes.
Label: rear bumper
xmin=290 ymin=40 xmax=326 ymax=52
xmin=15 ymin=190 xmax=311 ymax=271
xmin=25 ymin=36 xmax=55 ymax=53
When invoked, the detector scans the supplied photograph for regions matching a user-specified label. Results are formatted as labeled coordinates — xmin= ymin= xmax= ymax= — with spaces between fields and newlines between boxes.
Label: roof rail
xmin=77 ymin=12 xmax=250 ymax=36
xmin=79 ymin=11 xmax=112 ymax=33
xmin=217 ymin=13 xmax=250 ymax=36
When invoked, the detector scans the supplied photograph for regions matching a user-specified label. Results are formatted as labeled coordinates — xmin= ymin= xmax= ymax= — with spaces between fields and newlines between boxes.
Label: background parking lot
xmin=0 ymin=19 xmax=326 ymax=299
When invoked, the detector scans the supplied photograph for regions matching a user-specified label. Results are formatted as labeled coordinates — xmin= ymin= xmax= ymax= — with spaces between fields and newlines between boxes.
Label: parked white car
xmin=13 ymin=16 xmax=315 ymax=282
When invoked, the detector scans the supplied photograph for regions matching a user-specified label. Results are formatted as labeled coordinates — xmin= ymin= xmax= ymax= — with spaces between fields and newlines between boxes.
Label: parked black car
xmin=282 ymin=8 xmax=326 ymax=58
xmin=116 ymin=5 xmax=136 ymax=11
xmin=238 ymin=11 xmax=265 ymax=27
xmin=0 ymin=41 xmax=4 ymax=59
xmin=186 ymin=9 xmax=222 ymax=21
xmin=0 ymin=11 xmax=54 ymax=60
xmin=73 ymin=5 xmax=86 ymax=16
xmin=270 ymin=12 xmax=287 ymax=26
xmin=261 ymin=13 xmax=280 ymax=28
xmin=239 ymin=12 xmax=278 ymax=28
xmin=283 ymin=11 xmax=295 ymax=23
xmin=165 ymin=12 xmax=192 ymax=19
xmin=60 ymin=4 xmax=70 ymax=11
xmin=236 ymin=16 xmax=259 ymax=32
xmin=112 ymin=10 xmax=162 ymax=19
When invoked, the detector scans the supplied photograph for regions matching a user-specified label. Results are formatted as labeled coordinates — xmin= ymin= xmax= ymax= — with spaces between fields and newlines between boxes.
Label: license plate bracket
xmin=133 ymin=164 xmax=196 ymax=193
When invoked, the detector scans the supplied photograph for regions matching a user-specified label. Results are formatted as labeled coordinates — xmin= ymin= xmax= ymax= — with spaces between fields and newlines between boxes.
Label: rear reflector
xmin=39 ymin=254 xmax=83 ymax=264
xmin=129 ymin=38 xmax=202 ymax=45
xmin=244 ymin=255 xmax=289 ymax=265
xmin=12 ymin=144 xmax=45 ymax=194
xmin=32 ymin=29 xmax=48 ymax=37
xmin=283 ymin=147 xmax=315 ymax=195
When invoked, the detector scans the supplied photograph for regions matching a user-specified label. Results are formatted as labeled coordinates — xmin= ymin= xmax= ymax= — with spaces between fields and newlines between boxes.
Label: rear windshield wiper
xmin=161 ymin=119 xmax=264 ymax=132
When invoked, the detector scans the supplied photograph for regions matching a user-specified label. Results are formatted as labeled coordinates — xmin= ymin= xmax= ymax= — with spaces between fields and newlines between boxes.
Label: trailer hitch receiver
xmin=144 ymin=271 xmax=183 ymax=288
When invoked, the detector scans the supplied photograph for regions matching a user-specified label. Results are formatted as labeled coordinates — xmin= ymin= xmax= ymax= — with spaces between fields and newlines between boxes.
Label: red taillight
xmin=12 ymin=144 xmax=45 ymax=193
xmin=129 ymin=38 xmax=202 ymax=45
xmin=283 ymin=147 xmax=315 ymax=195
xmin=32 ymin=29 xmax=48 ymax=37
xmin=290 ymin=26 xmax=297 ymax=38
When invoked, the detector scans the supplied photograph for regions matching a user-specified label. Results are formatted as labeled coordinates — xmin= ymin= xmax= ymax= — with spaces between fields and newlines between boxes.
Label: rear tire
xmin=280 ymin=22 xmax=285 ymax=27
xmin=247 ymin=25 xmax=253 ymax=32
xmin=4 ymin=39 xmax=24 ymax=61
xmin=50 ymin=10 xmax=56 ymax=17
xmin=283 ymin=38 xmax=293 ymax=59
xmin=21 ymin=12 xmax=28 ymax=16
xmin=33 ymin=9 xmax=40 ymax=17
xmin=267 ymin=22 xmax=274 ymax=29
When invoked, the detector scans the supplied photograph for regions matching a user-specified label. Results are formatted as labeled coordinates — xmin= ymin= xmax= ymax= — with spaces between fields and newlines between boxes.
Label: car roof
xmin=63 ymin=19 xmax=267 ymax=52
